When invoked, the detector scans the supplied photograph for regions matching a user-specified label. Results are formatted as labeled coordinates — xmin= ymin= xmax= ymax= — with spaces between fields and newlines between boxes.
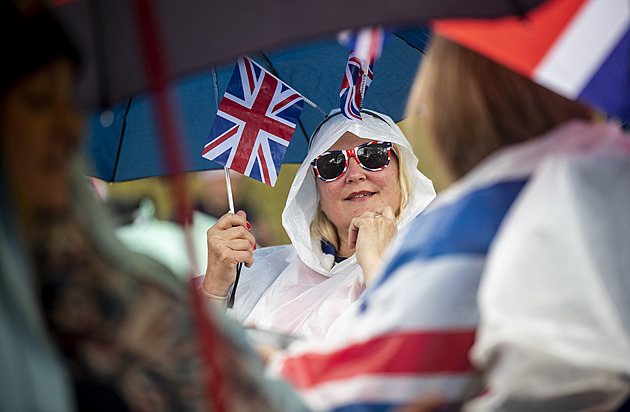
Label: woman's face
xmin=316 ymin=131 xmax=401 ymax=238
xmin=0 ymin=58 xmax=83 ymax=213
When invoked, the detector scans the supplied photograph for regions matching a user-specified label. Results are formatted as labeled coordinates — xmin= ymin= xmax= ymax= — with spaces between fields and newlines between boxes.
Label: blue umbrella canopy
xmin=83 ymin=26 xmax=431 ymax=182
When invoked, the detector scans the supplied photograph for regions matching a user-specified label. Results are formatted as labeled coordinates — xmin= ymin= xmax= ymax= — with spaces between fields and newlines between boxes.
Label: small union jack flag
xmin=339 ymin=26 xmax=386 ymax=121
xmin=202 ymin=56 xmax=304 ymax=186
xmin=339 ymin=51 xmax=374 ymax=121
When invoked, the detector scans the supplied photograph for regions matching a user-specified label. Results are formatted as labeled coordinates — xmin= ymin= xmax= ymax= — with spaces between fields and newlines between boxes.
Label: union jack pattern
xmin=339 ymin=51 xmax=374 ymax=121
xmin=202 ymin=56 xmax=304 ymax=186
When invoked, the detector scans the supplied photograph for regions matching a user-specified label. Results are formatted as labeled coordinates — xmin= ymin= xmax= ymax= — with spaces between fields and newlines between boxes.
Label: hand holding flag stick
xmin=209 ymin=65 xmax=242 ymax=308
xmin=203 ymin=25 xmax=387 ymax=307
xmin=223 ymin=167 xmax=243 ymax=309
xmin=204 ymin=56 xmax=306 ymax=307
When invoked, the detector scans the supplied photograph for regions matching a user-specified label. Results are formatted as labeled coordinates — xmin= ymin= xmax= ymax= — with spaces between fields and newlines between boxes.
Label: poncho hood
xmin=282 ymin=109 xmax=436 ymax=275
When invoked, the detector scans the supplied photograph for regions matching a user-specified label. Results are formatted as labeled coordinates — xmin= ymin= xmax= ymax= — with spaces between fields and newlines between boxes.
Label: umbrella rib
xmin=110 ymin=97 xmax=134 ymax=182
xmin=393 ymin=33 xmax=427 ymax=57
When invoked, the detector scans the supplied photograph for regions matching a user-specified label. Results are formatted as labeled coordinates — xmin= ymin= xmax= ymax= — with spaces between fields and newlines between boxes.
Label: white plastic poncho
xmin=229 ymin=110 xmax=436 ymax=340
xmin=466 ymin=120 xmax=630 ymax=412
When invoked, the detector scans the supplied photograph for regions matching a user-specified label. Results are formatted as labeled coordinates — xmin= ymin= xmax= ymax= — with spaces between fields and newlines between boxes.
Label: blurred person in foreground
xmin=261 ymin=31 xmax=629 ymax=412
xmin=198 ymin=109 xmax=435 ymax=340
xmin=404 ymin=30 xmax=630 ymax=412
xmin=0 ymin=1 xmax=308 ymax=411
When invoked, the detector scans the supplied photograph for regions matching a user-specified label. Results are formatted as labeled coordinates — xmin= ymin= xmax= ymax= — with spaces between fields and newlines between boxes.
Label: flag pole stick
xmin=224 ymin=167 xmax=235 ymax=214
xmin=224 ymin=164 xmax=241 ymax=309
xmin=211 ymin=66 xmax=241 ymax=308
xmin=360 ymin=59 xmax=368 ymax=110
xmin=211 ymin=65 xmax=221 ymax=110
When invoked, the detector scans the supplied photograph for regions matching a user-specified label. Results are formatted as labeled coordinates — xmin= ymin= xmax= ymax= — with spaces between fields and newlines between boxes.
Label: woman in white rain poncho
xmin=199 ymin=109 xmax=435 ymax=340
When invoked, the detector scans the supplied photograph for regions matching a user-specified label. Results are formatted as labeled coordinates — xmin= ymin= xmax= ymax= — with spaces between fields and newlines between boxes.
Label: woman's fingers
xmin=203 ymin=210 xmax=256 ymax=296
xmin=347 ymin=206 xmax=396 ymax=250
xmin=349 ymin=206 xmax=398 ymax=285
xmin=207 ymin=210 xmax=255 ymax=247
xmin=208 ymin=225 xmax=256 ymax=246
xmin=347 ymin=211 xmax=374 ymax=250
xmin=212 ymin=209 xmax=250 ymax=231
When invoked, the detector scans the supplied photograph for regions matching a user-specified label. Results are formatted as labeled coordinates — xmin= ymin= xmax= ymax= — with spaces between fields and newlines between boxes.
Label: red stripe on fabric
xmin=132 ymin=0 xmax=185 ymax=176
xmin=190 ymin=283 xmax=229 ymax=412
xmin=368 ymin=28 xmax=380 ymax=62
xmin=341 ymin=75 xmax=350 ymax=90
xmin=131 ymin=0 xmax=193 ymax=228
xmin=434 ymin=0 xmax=588 ymax=77
xmin=202 ymin=125 xmax=238 ymax=156
xmin=244 ymin=58 xmax=257 ymax=93
xmin=220 ymin=92 xmax=291 ymax=138
xmin=222 ymin=83 xmax=273 ymax=173
xmin=258 ymin=145 xmax=271 ymax=185
xmin=273 ymin=94 xmax=302 ymax=116
xmin=280 ymin=329 xmax=476 ymax=390
xmin=132 ymin=1 xmax=214 ymax=409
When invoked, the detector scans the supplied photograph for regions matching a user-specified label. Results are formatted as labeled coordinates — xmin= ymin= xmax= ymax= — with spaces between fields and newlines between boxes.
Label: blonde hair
xmin=406 ymin=34 xmax=595 ymax=180
xmin=309 ymin=145 xmax=410 ymax=251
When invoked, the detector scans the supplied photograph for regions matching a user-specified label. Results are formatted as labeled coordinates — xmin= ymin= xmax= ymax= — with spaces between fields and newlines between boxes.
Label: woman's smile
xmin=345 ymin=191 xmax=377 ymax=201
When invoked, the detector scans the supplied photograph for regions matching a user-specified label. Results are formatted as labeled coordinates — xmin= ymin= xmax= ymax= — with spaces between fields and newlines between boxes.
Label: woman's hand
xmin=202 ymin=210 xmax=256 ymax=297
xmin=348 ymin=206 xmax=397 ymax=285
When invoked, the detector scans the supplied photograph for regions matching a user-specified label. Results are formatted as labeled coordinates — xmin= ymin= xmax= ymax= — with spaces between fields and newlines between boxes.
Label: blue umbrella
xmin=83 ymin=26 xmax=431 ymax=182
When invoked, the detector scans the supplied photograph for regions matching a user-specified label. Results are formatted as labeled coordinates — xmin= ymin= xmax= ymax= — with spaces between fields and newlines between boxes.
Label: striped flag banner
xmin=338 ymin=26 xmax=386 ymax=120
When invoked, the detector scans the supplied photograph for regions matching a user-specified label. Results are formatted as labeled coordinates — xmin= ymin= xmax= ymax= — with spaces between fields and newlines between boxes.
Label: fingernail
xmin=254 ymin=244 xmax=257 ymax=250
xmin=246 ymin=222 xmax=251 ymax=230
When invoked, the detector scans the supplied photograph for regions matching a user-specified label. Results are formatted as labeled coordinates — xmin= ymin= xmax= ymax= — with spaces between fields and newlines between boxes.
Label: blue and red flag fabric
xmin=435 ymin=0 xmax=630 ymax=124
xmin=202 ymin=56 xmax=304 ymax=186
xmin=267 ymin=176 xmax=529 ymax=411
xmin=338 ymin=26 xmax=385 ymax=120
xmin=339 ymin=51 xmax=374 ymax=121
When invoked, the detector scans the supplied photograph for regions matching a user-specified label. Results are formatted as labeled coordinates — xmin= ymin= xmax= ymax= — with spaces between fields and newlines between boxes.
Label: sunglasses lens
xmin=316 ymin=152 xmax=346 ymax=180
xmin=357 ymin=144 xmax=389 ymax=170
